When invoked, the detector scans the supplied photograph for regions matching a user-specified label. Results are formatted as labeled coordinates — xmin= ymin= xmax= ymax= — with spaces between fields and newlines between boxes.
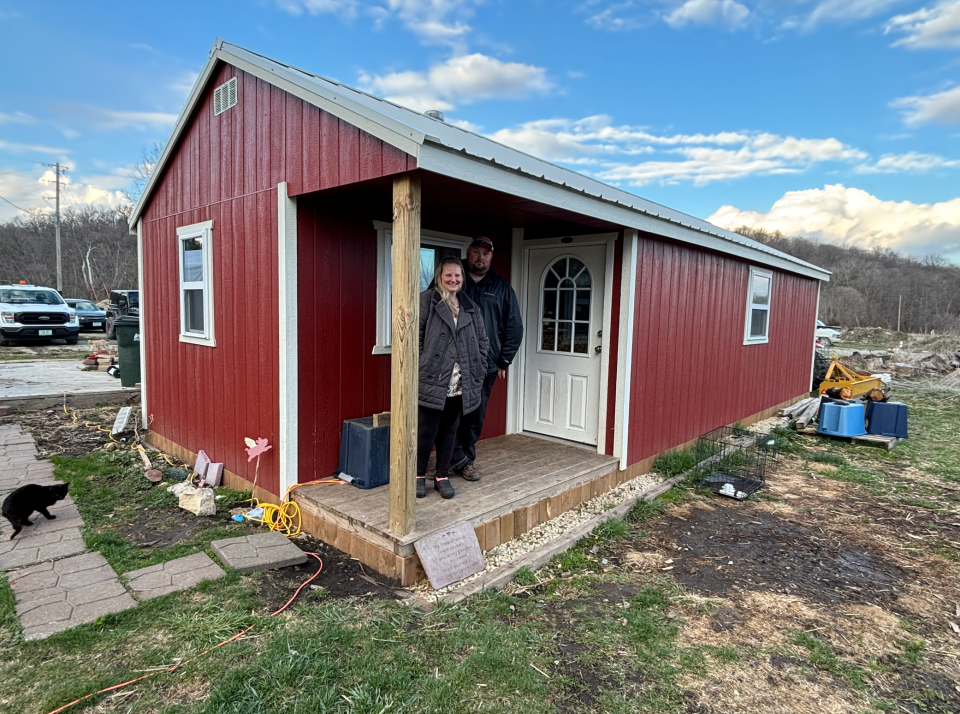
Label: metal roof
xmin=130 ymin=40 xmax=830 ymax=281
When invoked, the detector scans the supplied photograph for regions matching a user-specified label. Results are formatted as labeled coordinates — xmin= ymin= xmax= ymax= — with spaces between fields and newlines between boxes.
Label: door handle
xmin=594 ymin=345 xmax=602 ymax=354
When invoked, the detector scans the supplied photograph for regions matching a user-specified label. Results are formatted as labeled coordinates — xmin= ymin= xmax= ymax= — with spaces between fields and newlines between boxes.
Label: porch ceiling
xmin=301 ymin=170 xmax=621 ymax=240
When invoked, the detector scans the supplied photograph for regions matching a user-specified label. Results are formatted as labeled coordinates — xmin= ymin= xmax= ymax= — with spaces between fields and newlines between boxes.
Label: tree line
xmin=737 ymin=227 xmax=960 ymax=335
xmin=0 ymin=205 xmax=137 ymax=302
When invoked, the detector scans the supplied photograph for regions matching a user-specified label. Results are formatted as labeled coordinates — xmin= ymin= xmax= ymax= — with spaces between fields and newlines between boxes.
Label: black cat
xmin=1 ymin=483 xmax=69 ymax=540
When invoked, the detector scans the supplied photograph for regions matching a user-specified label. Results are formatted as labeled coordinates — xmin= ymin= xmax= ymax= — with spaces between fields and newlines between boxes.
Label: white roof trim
xmin=130 ymin=39 xmax=830 ymax=281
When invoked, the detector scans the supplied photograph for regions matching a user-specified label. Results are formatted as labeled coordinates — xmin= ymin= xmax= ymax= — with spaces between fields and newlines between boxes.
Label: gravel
xmin=414 ymin=471 xmax=663 ymax=596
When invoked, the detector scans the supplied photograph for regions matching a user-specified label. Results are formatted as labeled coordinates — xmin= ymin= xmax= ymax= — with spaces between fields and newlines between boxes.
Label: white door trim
xmin=513 ymin=232 xmax=617 ymax=454
xmin=506 ymin=227 xmax=524 ymax=435
xmin=614 ymin=229 xmax=638 ymax=471
xmin=278 ymin=182 xmax=298 ymax=497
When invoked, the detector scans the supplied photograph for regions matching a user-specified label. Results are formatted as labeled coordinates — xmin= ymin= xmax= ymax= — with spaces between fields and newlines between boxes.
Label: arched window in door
xmin=540 ymin=256 xmax=592 ymax=355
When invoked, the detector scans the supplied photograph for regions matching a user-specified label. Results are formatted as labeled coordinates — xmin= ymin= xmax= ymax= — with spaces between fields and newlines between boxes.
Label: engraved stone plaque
xmin=112 ymin=407 xmax=132 ymax=435
xmin=414 ymin=521 xmax=485 ymax=590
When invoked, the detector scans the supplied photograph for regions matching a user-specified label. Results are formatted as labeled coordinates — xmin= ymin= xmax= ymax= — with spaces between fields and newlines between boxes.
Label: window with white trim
xmin=744 ymin=266 xmax=772 ymax=344
xmin=176 ymin=220 xmax=216 ymax=347
xmin=373 ymin=220 xmax=470 ymax=355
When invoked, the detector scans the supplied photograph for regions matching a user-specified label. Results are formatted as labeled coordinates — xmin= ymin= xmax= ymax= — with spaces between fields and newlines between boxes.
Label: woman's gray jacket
xmin=418 ymin=289 xmax=489 ymax=414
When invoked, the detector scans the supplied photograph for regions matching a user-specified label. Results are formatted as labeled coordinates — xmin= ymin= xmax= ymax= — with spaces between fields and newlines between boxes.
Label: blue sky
xmin=1 ymin=0 xmax=959 ymax=261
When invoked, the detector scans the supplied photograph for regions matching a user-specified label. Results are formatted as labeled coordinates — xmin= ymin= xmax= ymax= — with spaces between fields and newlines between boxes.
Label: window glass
xmin=0 ymin=289 xmax=63 ymax=305
xmin=540 ymin=256 xmax=592 ymax=355
xmin=182 ymin=237 xmax=203 ymax=282
xmin=745 ymin=268 xmax=772 ymax=343
xmin=75 ymin=301 xmax=97 ymax=310
xmin=184 ymin=290 xmax=205 ymax=333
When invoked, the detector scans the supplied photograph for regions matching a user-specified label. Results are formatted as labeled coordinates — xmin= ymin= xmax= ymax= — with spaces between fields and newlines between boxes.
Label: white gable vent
xmin=213 ymin=77 xmax=238 ymax=116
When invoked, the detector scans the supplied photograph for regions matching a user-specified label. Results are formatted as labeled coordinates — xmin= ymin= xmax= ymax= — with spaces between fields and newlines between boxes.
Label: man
xmin=451 ymin=236 xmax=523 ymax=481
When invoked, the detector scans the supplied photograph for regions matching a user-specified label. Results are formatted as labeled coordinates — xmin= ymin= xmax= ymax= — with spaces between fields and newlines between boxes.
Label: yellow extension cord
xmin=61 ymin=395 xmax=343 ymax=538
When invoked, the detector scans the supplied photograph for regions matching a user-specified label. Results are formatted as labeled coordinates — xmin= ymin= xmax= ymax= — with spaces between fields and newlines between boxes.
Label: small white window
xmin=744 ymin=266 xmax=772 ymax=345
xmin=177 ymin=220 xmax=216 ymax=347
xmin=373 ymin=221 xmax=471 ymax=355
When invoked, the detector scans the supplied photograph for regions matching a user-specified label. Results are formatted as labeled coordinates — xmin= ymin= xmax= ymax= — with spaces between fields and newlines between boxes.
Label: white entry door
xmin=522 ymin=245 xmax=606 ymax=445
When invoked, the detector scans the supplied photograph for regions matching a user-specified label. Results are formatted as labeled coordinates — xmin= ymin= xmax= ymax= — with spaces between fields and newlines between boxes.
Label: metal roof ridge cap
xmin=218 ymin=43 xmax=428 ymax=146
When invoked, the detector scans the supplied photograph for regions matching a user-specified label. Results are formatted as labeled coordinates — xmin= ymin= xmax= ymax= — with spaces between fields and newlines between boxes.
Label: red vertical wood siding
xmin=140 ymin=61 xmax=414 ymax=497
xmin=625 ymin=236 xmax=818 ymax=466
xmin=296 ymin=197 xmax=390 ymax=481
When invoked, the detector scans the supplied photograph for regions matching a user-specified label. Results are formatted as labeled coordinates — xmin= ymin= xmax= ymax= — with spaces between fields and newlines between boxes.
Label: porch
xmin=291 ymin=433 xmax=621 ymax=586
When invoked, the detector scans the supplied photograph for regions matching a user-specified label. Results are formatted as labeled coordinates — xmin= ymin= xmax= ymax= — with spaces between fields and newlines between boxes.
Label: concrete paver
xmin=0 ymin=494 xmax=86 ymax=570
xmin=9 ymin=551 xmax=136 ymax=640
xmin=0 ymin=424 xmax=56 ymax=494
xmin=123 ymin=552 xmax=226 ymax=600
xmin=211 ymin=532 xmax=307 ymax=574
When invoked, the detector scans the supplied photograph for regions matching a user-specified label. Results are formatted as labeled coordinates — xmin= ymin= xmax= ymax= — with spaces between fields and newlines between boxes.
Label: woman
xmin=417 ymin=256 xmax=489 ymax=499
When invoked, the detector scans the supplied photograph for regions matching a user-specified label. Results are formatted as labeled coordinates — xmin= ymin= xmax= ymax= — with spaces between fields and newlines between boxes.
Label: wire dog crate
xmin=694 ymin=426 xmax=769 ymax=500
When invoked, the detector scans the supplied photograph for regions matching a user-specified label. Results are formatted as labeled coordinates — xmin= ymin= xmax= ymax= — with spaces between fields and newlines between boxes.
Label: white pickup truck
xmin=815 ymin=319 xmax=842 ymax=347
xmin=0 ymin=284 xmax=80 ymax=346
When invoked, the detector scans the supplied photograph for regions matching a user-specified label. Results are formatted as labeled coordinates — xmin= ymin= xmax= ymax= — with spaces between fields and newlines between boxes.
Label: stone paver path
xmin=123 ymin=552 xmax=225 ymax=601
xmin=9 ymin=551 xmax=136 ymax=640
xmin=0 ymin=494 xmax=86 ymax=570
xmin=212 ymin=532 xmax=308 ymax=574
xmin=0 ymin=424 xmax=55 ymax=493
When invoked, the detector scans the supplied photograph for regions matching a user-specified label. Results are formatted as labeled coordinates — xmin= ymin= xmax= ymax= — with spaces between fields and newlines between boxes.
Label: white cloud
xmin=276 ymin=0 xmax=482 ymax=44
xmin=892 ymin=85 xmax=960 ymax=125
xmin=805 ymin=0 xmax=905 ymax=26
xmin=358 ymin=53 xmax=552 ymax=112
xmin=708 ymin=184 xmax=960 ymax=258
xmin=857 ymin=151 xmax=960 ymax=172
xmin=0 ymin=110 xmax=34 ymax=125
xmin=168 ymin=70 xmax=200 ymax=99
xmin=487 ymin=115 xmax=866 ymax=185
xmin=885 ymin=1 xmax=960 ymax=49
xmin=664 ymin=0 xmax=750 ymax=30
xmin=275 ymin=0 xmax=359 ymax=19
xmin=54 ymin=104 xmax=178 ymax=132
xmin=0 ymin=139 xmax=69 ymax=158
xmin=0 ymin=167 xmax=130 ymax=222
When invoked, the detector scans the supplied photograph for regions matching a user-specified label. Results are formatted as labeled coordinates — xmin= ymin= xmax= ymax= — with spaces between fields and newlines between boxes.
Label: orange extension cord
xmin=45 ymin=553 xmax=325 ymax=714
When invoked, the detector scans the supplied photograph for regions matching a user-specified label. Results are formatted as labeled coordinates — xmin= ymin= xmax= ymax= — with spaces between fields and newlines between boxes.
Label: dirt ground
xmin=616 ymin=453 xmax=960 ymax=713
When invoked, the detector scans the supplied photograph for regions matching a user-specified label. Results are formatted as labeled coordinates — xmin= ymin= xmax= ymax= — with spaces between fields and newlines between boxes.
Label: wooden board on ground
xmin=796 ymin=427 xmax=901 ymax=451
xmin=414 ymin=521 xmax=485 ymax=590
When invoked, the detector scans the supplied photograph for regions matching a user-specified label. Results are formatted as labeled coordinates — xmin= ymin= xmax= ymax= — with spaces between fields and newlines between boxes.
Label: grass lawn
xmin=1 ymin=381 xmax=958 ymax=713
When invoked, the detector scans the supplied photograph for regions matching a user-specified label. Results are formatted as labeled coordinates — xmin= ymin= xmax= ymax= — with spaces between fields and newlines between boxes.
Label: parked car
xmin=0 ymin=283 xmax=80 ymax=346
xmin=105 ymin=289 xmax=139 ymax=339
xmin=64 ymin=299 xmax=107 ymax=332
xmin=815 ymin=319 xmax=842 ymax=347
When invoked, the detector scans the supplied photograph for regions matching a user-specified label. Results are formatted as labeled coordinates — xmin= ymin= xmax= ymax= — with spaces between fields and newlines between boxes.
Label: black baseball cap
xmin=469 ymin=236 xmax=494 ymax=251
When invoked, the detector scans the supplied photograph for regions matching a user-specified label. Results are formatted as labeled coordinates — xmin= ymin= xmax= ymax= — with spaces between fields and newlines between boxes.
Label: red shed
xmin=132 ymin=40 xmax=829 ymax=584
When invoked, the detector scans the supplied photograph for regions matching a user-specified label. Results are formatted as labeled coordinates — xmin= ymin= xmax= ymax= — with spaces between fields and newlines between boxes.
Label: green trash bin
xmin=114 ymin=315 xmax=141 ymax=388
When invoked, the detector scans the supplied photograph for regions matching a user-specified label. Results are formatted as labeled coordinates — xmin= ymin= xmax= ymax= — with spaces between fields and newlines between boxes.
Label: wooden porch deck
xmin=292 ymin=434 xmax=621 ymax=585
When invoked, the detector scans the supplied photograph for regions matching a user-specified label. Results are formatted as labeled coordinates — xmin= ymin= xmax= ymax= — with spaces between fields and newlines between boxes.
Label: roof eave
xmin=417 ymin=142 xmax=831 ymax=282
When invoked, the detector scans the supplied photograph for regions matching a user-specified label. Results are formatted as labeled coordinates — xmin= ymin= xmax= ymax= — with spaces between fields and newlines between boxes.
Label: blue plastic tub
xmin=866 ymin=401 xmax=908 ymax=438
xmin=338 ymin=417 xmax=390 ymax=489
xmin=818 ymin=402 xmax=866 ymax=437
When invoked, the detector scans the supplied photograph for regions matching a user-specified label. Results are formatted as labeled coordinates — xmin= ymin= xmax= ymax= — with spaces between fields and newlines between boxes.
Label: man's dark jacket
xmin=460 ymin=266 xmax=523 ymax=374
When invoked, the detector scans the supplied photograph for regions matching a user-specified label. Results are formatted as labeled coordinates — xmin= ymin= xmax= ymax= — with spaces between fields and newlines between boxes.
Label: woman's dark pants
xmin=417 ymin=396 xmax=463 ymax=479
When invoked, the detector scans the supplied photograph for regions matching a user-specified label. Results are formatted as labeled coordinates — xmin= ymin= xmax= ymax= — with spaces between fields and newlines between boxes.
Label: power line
xmin=0 ymin=194 xmax=31 ymax=213
xmin=0 ymin=153 xmax=48 ymax=166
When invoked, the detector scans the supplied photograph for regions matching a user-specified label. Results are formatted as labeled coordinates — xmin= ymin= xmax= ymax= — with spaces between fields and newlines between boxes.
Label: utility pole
xmin=53 ymin=163 xmax=62 ymax=292
xmin=897 ymin=294 xmax=902 ymax=333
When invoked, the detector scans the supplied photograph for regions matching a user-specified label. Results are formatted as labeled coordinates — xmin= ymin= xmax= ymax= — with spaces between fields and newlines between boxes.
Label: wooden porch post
xmin=389 ymin=172 xmax=421 ymax=536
